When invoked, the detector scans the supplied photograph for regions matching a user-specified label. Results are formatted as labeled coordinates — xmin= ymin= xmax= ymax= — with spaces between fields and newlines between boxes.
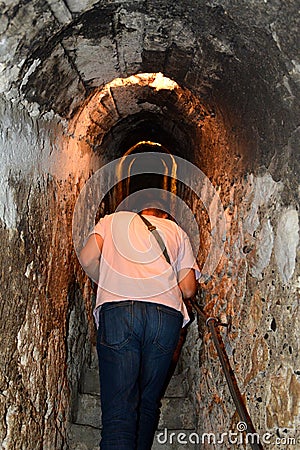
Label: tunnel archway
xmin=0 ymin=2 xmax=299 ymax=449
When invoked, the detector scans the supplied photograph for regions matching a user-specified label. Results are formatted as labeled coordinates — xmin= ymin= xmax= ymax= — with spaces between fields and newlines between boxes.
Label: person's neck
xmin=141 ymin=210 xmax=156 ymax=216
xmin=141 ymin=209 xmax=168 ymax=219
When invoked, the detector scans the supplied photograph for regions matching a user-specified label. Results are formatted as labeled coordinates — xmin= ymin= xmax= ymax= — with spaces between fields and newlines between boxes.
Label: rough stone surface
xmin=68 ymin=424 xmax=100 ymax=450
xmin=0 ymin=97 xmax=98 ymax=449
xmin=192 ymin=169 xmax=300 ymax=448
xmin=70 ymin=344 xmax=196 ymax=448
xmin=0 ymin=1 xmax=299 ymax=449
xmin=274 ymin=209 xmax=299 ymax=284
xmin=75 ymin=394 xmax=101 ymax=429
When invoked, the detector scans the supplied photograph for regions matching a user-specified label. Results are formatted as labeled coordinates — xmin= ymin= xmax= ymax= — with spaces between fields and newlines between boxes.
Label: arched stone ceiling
xmin=67 ymin=73 xmax=211 ymax=161
xmin=1 ymin=0 xmax=299 ymax=175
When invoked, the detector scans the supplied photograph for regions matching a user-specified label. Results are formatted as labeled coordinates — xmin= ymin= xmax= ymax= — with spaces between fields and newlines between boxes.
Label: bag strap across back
xmin=138 ymin=213 xmax=171 ymax=265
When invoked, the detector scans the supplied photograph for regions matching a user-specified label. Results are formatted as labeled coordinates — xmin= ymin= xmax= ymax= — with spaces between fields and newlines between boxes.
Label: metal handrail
xmin=190 ymin=298 xmax=264 ymax=450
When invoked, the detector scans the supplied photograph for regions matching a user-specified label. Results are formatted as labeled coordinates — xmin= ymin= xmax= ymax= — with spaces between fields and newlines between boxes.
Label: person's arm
xmin=79 ymin=233 xmax=104 ymax=283
xmin=178 ymin=268 xmax=197 ymax=299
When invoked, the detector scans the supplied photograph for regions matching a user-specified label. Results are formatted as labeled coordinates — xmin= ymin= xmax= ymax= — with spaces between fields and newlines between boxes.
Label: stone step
xmin=164 ymin=368 xmax=189 ymax=398
xmin=159 ymin=398 xmax=196 ymax=430
xmin=72 ymin=346 xmax=195 ymax=448
xmin=68 ymin=423 xmax=100 ymax=450
xmin=74 ymin=393 xmax=195 ymax=431
xmin=75 ymin=393 xmax=101 ymax=429
xmin=80 ymin=367 xmax=100 ymax=396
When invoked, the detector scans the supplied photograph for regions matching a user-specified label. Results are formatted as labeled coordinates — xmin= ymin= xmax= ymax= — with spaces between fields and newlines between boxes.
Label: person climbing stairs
xmin=68 ymin=345 xmax=197 ymax=450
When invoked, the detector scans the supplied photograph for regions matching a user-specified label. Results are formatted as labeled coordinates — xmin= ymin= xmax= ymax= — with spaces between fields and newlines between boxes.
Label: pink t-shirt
xmin=91 ymin=211 xmax=200 ymax=326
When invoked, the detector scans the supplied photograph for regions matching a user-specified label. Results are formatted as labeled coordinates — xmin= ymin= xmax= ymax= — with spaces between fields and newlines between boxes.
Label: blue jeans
xmin=97 ymin=300 xmax=183 ymax=450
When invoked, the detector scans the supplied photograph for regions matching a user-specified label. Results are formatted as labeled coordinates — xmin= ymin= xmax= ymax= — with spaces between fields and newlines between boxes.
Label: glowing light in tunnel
xmin=123 ymin=141 xmax=162 ymax=155
xmin=67 ymin=73 xmax=181 ymax=166
xmin=115 ymin=141 xmax=178 ymax=208
xmin=65 ymin=72 xmax=180 ymax=185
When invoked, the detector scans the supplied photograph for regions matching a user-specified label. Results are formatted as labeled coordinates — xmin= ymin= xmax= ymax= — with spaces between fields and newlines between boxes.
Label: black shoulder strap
xmin=138 ymin=213 xmax=171 ymax=265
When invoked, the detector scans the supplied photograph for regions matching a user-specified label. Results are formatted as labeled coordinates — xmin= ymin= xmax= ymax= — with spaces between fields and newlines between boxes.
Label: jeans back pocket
xmin=153 ymin=305 xmax=183 ymax=354
xmin=99 ymin=301 xmax=133 ymax=349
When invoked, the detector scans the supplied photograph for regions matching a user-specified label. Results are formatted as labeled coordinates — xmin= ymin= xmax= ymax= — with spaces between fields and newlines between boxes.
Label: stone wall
xmin=181 ymin=170 xmax=299 ymax=449
xmin=0 ymin=98 xmax=96 ymax=449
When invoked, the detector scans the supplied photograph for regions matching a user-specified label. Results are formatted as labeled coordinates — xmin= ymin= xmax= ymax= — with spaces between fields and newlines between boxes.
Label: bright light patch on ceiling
xmin=100 ymin=72 xmax=178 ymax=95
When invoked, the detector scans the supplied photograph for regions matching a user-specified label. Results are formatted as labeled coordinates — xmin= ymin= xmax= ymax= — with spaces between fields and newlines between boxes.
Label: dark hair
xmin=128 ymin=191 xmax=168 ymax=213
